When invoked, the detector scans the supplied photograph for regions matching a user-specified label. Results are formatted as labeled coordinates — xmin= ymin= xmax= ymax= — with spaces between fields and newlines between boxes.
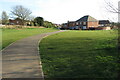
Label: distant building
xmin=97 ymin=20 xmax=111 ymax=30
xmin=9 ymin=18 xmax=31 ymax=26
xmin=75 ymin=15 xmax=98 ymax=29
xmin=68 ymin=21 xmax=78 ymax=29
xmin=61 ymin=15 xmax=111 ymax=30
xmin=61 ymin=15 xmax=99 ymax=30
xmin=99 ymin=20 xmax=111 ymax=27
xmin=61 ymin=23 xmax=68 ymax=29
xmin=9 ymin=18 xmax=23 ymax=25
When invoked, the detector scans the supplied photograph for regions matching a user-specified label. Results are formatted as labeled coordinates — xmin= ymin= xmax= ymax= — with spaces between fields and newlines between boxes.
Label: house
xmin=61 ymin=15 xmax=111 ymax=30
xmin=62 ymin=15 xmax=99 ymax=30
xmin=61 ymin=23 xmax=68 ymax=29
xmin=99 ymin=20 xmax=111 ymax=27
xmin=68 ymin=21 xmax=79 ymax=29
xmin=75 ymin=15 xmax=99 ymax=30
xmin=97 ymin=20 xmax=111 ymax=30
xmin=9 ymin=18 xmax=32 ymax=26
xmin=9 ymin=18 xmax=23 ymax=25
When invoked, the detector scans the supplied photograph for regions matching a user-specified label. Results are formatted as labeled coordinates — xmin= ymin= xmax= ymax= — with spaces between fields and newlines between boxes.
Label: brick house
xmin=61 ymin=23 xmax=68 ymax=29
xmin=61 ymin=15 xmax=111 ymax=30
xmin=97 ymin=20 xmax=111 ymax=30
xmin=9 ymin=18 xmax=24 ymax=25
xmin=99 ymin=20 xmax=111 ymax=27
xmin=75 ymin=15 xmax=99 ymax=29
xmin=62 ymin=15 xmax=99 ymax=30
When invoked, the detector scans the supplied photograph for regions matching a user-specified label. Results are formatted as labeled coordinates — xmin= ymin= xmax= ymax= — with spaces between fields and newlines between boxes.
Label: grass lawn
xmin=2 ymin=28 xmax=58 ymax=49
xmin=39 ymin=30 xmax=118 ymax=78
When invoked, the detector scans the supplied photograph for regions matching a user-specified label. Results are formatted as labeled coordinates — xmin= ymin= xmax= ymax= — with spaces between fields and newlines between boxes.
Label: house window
xmin=76 ymin=22 xmax=79 ymax=25
xmin=80 ymin=22 xmax=82 ymax=25
xmin=17 ymin=21 xmax=19 ymax=23
xmin=83 ymin=22 xmax=86 ymax=25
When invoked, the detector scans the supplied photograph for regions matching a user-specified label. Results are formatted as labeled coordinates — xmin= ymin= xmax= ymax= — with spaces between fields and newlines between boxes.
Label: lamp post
xmin=118 ymin=1 xmax=120 ymax=23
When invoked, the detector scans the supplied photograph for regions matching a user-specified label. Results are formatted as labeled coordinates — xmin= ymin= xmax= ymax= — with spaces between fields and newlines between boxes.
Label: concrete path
xmin=2 ymin=30 xmax=65 ymax=79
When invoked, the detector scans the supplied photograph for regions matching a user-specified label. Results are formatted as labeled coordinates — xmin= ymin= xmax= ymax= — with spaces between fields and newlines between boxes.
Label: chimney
xmin=67 ymin=21 xmax=69 ymax=27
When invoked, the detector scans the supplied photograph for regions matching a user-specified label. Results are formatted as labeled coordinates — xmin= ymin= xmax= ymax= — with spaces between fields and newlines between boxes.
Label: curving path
xmin=2 ymin=30 xmax=65 ymax=79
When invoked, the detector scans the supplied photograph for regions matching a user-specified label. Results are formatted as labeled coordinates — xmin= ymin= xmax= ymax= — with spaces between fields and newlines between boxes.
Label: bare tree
xmin=105 ymin=0 xmax=120 ymax=24
xmin=1 ymin=11 xmax=9 ymax=25
xmin=11 ymin=5 xmax=32 ymax=25
xmin=105 ymin=0 xmax=119 ymax=14
xmin=27 ymin=15 xmax=35 ymax=21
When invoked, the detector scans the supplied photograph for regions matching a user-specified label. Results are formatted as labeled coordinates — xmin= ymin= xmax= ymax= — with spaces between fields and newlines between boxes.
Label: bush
xmin=43 ymin=21 xmax=56 ymax=28
xmin=34 ymin=17 xmax=44 ymax=26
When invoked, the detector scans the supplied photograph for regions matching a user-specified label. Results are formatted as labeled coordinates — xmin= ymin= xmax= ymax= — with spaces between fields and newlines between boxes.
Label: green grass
xmin=2 ymin=28 xmax=58 ymax=49
xmin=39 ymin=30 xmax=118 ymax=78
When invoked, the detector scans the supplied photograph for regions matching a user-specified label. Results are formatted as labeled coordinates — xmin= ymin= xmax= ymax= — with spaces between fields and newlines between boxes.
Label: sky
xmin=0 ymin=0 xmax=119 ymax=24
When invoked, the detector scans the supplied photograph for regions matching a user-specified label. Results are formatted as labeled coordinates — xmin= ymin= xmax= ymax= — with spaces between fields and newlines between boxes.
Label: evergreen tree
xmin=1 ymin=11 xmax=9 ymax=25
xmin=34 ymin=17 xmax=44 ymax=26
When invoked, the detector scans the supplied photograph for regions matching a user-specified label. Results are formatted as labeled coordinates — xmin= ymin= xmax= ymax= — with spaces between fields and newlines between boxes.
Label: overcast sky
xmin=0 ymin=0 xmax=119 ymax=24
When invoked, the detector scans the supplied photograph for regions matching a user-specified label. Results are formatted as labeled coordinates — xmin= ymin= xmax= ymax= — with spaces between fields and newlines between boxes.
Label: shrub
xmin=43 ymin=21 xmax=56 ymax=28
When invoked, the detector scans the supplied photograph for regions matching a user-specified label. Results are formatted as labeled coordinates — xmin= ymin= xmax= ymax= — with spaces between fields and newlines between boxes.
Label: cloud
xmin=32 ymin=0 xmax=103 ymax=23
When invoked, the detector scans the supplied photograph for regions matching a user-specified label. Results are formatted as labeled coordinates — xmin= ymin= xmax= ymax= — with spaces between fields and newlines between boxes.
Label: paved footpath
xmin=2 ymin=30 xmax=65 ymax=79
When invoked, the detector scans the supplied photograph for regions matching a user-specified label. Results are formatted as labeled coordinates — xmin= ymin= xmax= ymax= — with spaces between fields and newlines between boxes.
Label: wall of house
xmin=87 ymin=21 xmax=98 ymax=28
xmin=62 ymin=24 xmax=68 ymax=29
xmin=68 ymin=22 xmax=75 ymax=27
xmin=96 ymin=27 xmax=111 ymax=30
xmin=63 ymin=21 xmax=99 ymax=30
xmin=9 ymin=19 xmax=23 ymax=25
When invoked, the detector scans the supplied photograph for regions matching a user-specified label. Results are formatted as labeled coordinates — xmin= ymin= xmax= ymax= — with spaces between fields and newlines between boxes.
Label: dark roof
xmin=62 ymin=23 xmax=67 ymax=25
xmin=76 ymin=15 xmax=98 ymax=22
xmin=68 ymin=21 xmax=75 ymax=23
xmin=99 ymin=20 xmax=110 ymax=24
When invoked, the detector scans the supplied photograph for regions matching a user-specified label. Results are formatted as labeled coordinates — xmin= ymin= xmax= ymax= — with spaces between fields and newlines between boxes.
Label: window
xmin=80 ymin=22 xmax=82 ymax=25
xmin=76 ymin=22 xmax=79 ymax=25
xmin=83 ymin=22 xmax=86 ymax=25
xmin=17 ymin=21 xmax=19 ymax=23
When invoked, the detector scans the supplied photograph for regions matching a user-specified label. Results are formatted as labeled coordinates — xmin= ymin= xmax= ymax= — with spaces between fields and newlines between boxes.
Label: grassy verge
xmin=39 ymin=30 xmax=118 ymax=78
xmin=2 ymin=28 xmax=58 ymax=49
